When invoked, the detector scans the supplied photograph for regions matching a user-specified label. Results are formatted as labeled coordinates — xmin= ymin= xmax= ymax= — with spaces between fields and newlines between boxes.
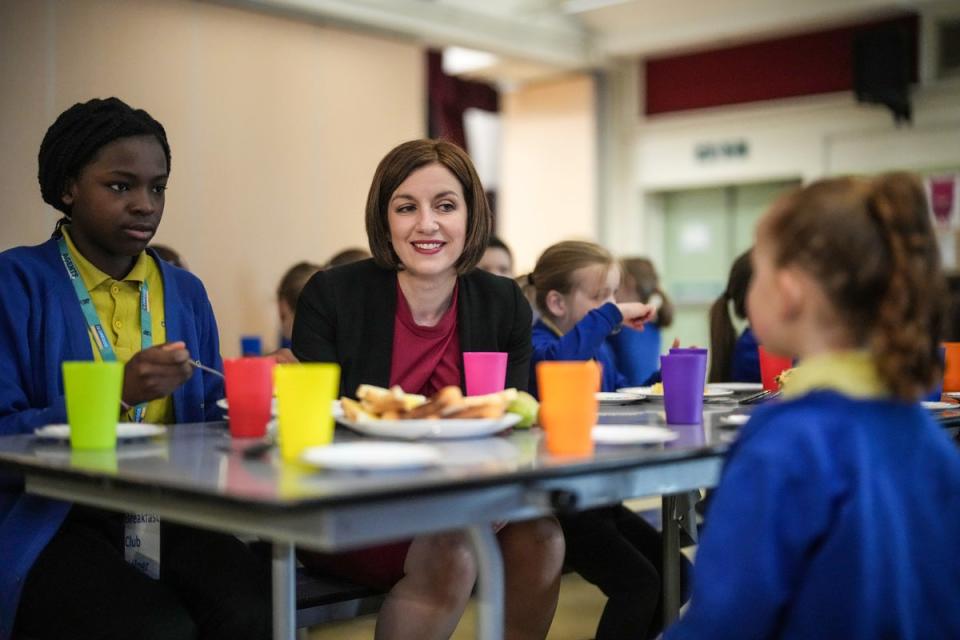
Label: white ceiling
xmin=209 ymin=0 xmax=957 ymax=82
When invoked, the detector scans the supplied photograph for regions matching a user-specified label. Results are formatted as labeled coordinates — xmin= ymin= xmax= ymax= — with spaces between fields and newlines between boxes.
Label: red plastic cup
xmin=758 ymin=345 xmax=793 ymax=392
xmin=223 ymin=357 xmax=274 ymax=438
xmin=463 ymin=352 xmax=508 ymax=396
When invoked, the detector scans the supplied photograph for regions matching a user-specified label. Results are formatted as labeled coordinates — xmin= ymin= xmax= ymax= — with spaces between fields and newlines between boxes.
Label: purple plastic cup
xmin=660 ymin=352 xmax=708 ymax=425
xmin=670 ymin=347 xmax=707 ymax=356
xmin=463 ymin=352 xmax=508 ymax=396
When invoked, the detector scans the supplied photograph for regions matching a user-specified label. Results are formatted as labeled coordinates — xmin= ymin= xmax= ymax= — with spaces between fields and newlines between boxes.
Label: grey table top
xmin=0 ymin=398 xmax=746 ymax=513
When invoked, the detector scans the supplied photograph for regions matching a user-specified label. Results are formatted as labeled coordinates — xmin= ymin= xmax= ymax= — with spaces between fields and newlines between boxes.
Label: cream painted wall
xmin=621 ymin=80 xmax=960 ymax=266
xmin=499 ymin=74 xmax=597 ymax=275
xmin=0 ymin=0 xmax=424 ymax=356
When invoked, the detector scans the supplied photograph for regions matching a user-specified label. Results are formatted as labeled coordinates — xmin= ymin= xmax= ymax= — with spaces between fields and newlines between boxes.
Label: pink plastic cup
xmin=223 ymin=357 xmax=274 ymax=438
xmin=463 ymin=352 xmax=508 ymax=396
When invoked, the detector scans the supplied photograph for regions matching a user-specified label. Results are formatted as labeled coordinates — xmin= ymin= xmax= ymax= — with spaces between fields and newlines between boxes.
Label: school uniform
xmin=667 ymin=351 xmax=960 ymax=640
xmin=530 ymin=302 xmax=625 ymax=397
xmin=607 ymin=323 xmax=663 ymax=387
xmin=730 ymin=326 xmax=761 ymax=383
xmin=0 ymin=232 xmax=269 ymax=640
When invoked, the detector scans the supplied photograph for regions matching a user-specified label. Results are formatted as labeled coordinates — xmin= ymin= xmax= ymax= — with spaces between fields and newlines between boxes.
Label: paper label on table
xmin=124 ymin=513 xmax=161 ymax=579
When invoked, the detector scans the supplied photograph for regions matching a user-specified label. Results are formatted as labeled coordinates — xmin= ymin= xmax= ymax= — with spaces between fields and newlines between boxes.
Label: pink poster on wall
xmin=928 ymin=175 xmax=959 ymax=229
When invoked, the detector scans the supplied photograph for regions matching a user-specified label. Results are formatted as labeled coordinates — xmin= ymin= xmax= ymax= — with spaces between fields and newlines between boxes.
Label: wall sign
xmin=695 ymin=139 xmax=749 ymax=163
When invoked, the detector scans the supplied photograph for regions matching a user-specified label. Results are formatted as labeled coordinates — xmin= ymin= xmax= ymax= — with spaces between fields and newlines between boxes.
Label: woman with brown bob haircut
xmin=293 ymin=139 xmax=565 ymax=640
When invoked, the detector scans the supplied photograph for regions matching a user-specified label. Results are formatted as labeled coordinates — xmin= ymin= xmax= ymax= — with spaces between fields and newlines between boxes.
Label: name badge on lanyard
xmin=58 ymin=236 xmax=162 ymax=579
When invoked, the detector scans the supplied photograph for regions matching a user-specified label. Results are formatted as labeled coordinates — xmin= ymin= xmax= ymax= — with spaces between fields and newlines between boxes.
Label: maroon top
xmin=389 ymin=281 xmax=461 ymax=396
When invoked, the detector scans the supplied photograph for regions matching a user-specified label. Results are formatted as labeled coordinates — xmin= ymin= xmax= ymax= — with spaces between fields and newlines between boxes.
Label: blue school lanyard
xmin=57 ymin=236 xmax=151 ymax=422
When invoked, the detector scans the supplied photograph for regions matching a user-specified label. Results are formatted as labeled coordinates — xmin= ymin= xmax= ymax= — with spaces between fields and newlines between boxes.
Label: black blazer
xmin=292 ymin=259 xmax=532 ymax=398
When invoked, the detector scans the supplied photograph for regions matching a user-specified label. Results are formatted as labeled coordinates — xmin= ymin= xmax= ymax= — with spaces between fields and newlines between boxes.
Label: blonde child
xmin=530 ymin=240 xmax=687 ymax=640
xmin=667 ymin=174 xmax=960 ymax=639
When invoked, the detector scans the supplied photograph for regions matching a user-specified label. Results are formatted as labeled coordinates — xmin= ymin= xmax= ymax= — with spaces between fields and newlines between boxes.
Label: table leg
xmin=662 ymin=494 xmax=681 ymax=628
xmin=466 ymin=525 xmax=505 ymax=640
xmin=272 ymin=541 xmax=296 ymax=640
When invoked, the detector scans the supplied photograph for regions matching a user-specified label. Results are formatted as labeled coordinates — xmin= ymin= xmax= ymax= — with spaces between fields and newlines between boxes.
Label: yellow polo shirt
xmin=62 ymin=228 xmax=174 ymax=424
xmin=781 ymin=350 xmax=886 ymax=400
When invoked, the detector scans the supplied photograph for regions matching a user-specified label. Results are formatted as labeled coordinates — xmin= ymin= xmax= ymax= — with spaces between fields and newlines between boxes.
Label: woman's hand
xmin=616 ymin=302 xmax=656 ymax=330
xmin=122 ymin=342 xmax=193 ymax=406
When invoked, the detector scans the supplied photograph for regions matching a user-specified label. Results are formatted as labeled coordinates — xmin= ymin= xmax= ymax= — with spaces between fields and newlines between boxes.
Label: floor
xmin=307 ymin=497 xmax=678 ymax=640
xmin=308 ymin=572 xmax=607 ymax=640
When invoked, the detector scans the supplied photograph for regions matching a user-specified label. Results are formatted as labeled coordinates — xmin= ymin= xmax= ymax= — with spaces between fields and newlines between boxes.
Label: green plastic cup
xmin=62 ymin=361 xmax=124 ymax=450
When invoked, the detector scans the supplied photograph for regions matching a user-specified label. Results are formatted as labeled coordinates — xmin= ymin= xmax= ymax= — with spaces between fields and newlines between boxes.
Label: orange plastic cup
xmin=942 ymin=342 xmax=960 ymax=392
xmin=758 ymin=345 xmax=793 ymax=392
xmin=536 ymin=361 xmax=601 ymax=456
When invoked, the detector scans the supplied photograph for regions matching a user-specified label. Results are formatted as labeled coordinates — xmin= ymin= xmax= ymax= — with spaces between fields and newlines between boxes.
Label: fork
xmin=189 ymin=360 xmax=225 ymax=379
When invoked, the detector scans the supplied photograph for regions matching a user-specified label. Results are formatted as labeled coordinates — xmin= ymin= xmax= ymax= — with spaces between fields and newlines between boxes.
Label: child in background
xmin=610 ymin=257 xmax=674 ymax=386
xmin=667 ymin=174 xmax=960 ymax=639
xmin=277 ymin=261 xmax=322 ymax=349
xmin=530 ymin=240 xmax=688 ymax=640
xmin=707 ymin=249 xmax=760 ymax=383
xmin=477 ymin=235 xmax=514 ymax=278
xmin=0 ymin=97 xmax=270 ymax=640
xmin=325 ymin=247 xmax=370 ymax=269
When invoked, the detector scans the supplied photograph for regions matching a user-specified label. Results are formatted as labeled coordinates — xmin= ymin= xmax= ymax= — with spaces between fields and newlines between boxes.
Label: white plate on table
xmin=618 ymin=386 xmax=735 ymax=399
xmin=338 ymin=413 xmax=521 ymax=440
xmin=718 ymin=413 xmax=751 ymax=427
xmin=707 ymin=382 xmax=763 ymax=393
xmin=592 ymin=425 xmax=678 ymax=445
xmin=921 ymin=401 xmax=955 ymax=410
xmin=34 ymin=423 xmax=167 ymax=441
xmin=943 ymin=392 xmax=960 ymax=399
xmin=596 ymin=391 xmax=647 ymax=404
xmin=301 ymin=442 xmax=441 ymax=470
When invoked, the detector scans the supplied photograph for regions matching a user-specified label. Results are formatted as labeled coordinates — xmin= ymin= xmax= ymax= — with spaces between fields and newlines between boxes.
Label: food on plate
xmin=343 ymin=384 xmax=518 ymax=421
xmin=649 ymin=382 xmax=708 ymax=395
xmin=507 ymin=391 xmax=539 ymax=428
xmin=775 ymin=368 xmax=795 ymax=389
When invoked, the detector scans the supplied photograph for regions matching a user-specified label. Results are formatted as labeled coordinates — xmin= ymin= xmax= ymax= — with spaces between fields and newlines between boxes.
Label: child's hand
xmin=122 ymin=342 xmax=193 ymax=406
xmin=617 ymin=302 xmax=656 ymax=330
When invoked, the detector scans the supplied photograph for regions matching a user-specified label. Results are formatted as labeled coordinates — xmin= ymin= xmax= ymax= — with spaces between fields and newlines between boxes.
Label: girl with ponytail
xmin=667 ymin=173 xmax=960 ymax=640
xmin=707 ymin=249 xmax=760 ymax=383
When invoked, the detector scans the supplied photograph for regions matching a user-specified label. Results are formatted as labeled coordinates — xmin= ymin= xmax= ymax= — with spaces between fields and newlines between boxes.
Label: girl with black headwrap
xmin=0 ymin=97 xmax=270 ymax=640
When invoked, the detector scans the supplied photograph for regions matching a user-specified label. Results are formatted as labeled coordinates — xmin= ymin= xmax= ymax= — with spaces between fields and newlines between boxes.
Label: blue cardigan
xmin=530 ymin=303 xmax=626 ymax=396
xmin=0 ymin=237 xmax=224 ymax=639
xmin=666 ymin=391 xmax=960 ymax=640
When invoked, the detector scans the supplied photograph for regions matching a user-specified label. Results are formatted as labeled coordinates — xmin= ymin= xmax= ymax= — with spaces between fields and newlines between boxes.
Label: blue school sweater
xmin=666 ymin=391 xmax=960 ymax=640
xmin=607 ymin=324 xmax=662 ymax=387
xmin=0 ymin=237 xmax=225 ymax=640
xmin=730 ymin=326 xmax=761 ymax=383
xmin=530 ymin=303 xmax=627 ymax=396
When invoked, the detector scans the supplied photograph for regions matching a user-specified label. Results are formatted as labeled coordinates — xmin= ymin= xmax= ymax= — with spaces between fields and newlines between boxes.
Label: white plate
xmin=944 ymin=392 xmax=960 ymax=399
xmin=921 ymin=401 xmax=954 ymax=410
xmin=592 ymin=425 xmax=678 ymax=445
xmin=617 ymin=386 xmax=735 ymax=399
xmin=707 ymin=382 xmax=763 ymax=392
xmin=302 ymin=442 xmax=441 ymax=470
xmin=596 ymin=391 xmax=647 ymax=404
xmin=34 ymin=423 xmax=167 ymax=441
xmin=718 ymin=414 xmax=751 ymax=426
xmin=339 ymin=413 xmax=521 ymax=440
